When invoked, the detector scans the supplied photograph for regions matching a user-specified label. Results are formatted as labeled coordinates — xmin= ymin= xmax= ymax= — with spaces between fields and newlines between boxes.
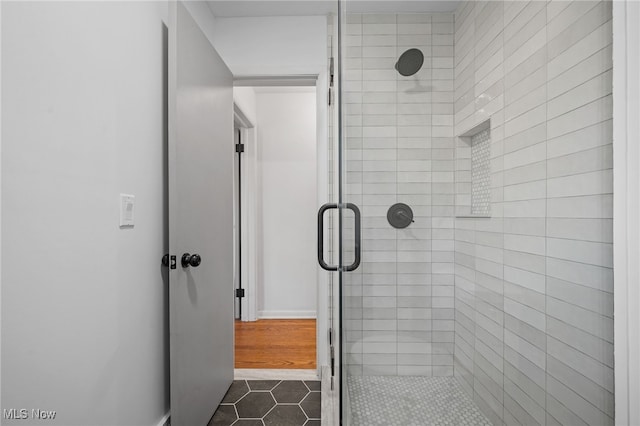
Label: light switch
xmin=120 ymin=194 xmax=135 ymax=227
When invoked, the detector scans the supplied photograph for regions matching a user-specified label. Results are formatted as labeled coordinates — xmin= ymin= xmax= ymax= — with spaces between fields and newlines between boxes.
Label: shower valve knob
xmin=181 ymin=253 xmax=202 ymax=268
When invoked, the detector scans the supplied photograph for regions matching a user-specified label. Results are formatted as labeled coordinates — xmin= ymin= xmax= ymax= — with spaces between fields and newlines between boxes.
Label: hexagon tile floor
xmin=208 ymin=380 xmax=320 ymax=426
xmin=347 ymin=376 xmax=492 ymax=426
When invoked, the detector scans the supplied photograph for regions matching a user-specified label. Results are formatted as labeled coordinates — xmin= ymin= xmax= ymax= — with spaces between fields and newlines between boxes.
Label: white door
xmin=168 ymin=2 xmax=234 ymax=425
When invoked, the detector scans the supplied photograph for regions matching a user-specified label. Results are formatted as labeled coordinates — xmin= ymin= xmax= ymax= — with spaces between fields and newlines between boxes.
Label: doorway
xmin=232 ymin=85 xmax=319 ymax=374
xmin=233 ymin=126 xmax=243 ymax=321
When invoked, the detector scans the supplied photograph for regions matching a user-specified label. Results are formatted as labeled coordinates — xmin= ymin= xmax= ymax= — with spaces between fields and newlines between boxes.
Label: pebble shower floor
xmin=347 ymin=376 xmax=492 ymax=426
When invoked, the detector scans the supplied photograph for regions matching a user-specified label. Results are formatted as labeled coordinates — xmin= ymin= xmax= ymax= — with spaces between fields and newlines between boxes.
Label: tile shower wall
xmin=342 ymin=13 xmax=456 ymax=376
xmin=453 ymin=1 xmax=613 ymax=426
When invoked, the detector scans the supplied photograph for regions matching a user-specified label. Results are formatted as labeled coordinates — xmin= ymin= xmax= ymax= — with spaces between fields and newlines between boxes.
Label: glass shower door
xmin=336 ymin=1 xmax=464 ymax=425
xmin=318 ymin=3 xmax=364 ymax=422
xmin=335 ymin=1 xmax=616 ymax=426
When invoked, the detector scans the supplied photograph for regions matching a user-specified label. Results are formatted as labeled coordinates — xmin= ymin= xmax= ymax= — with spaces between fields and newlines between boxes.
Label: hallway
xmin=235 ymin=319 xmax=316 ymax=369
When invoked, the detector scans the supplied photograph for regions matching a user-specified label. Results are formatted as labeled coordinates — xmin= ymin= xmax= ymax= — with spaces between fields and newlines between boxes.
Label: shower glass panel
xmin=336 ymin=1 xmax=615 ymax=425
xmin=339 ymin=4 xmax=463 ymax=424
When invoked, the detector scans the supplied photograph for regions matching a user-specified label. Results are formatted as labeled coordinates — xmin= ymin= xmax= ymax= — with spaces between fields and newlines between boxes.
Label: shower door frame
xmin=612 ymin=2 xmax=640 ymax=425
xmin=318 ymin=3 xmax=352 ymax=422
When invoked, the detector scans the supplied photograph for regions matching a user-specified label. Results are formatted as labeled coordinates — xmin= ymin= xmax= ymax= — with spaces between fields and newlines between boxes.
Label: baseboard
xmin=156 ymin=411 xmax=170 ymax=426
xmin=235 ymin=368 xmax=319 ymax=380
xmin=258 ymin=310 xmax=317 ymax=319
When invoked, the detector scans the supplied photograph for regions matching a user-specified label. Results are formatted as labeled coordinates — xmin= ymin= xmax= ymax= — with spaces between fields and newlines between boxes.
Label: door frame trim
xmin=232 ymin=76 xmax=328 ymax=377
xmin=233 ymin=105 xmax=257 ymax=322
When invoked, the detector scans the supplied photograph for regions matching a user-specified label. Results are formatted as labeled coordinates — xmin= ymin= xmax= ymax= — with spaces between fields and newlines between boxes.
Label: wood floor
xmin=235 ymin=319 xmax=316 ymax=369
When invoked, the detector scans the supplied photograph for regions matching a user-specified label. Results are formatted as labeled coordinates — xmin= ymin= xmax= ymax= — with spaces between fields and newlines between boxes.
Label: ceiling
xmin=206 ymin=0 xmax=460 ymax=18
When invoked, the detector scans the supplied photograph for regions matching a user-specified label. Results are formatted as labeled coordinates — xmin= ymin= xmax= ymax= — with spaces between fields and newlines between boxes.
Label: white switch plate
xmin=120 ymin=194 xmax=135 ymax=227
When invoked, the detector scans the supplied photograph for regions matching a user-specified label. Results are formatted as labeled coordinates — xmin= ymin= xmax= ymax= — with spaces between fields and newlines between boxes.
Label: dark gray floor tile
xmin=304 ymin=381 xmax=321 ymax=391
xmin=221 ymin=380 xmax=249 ymax=404
xmin=271 ymin=381 xmax=310 ymax=403
xmin=207 ymin=405 xmax=237 ymax=426
xmin=263 ymin=405 xmax=307 ymax=426
xmin=300 ymin=391 xmax=321 ymax=419
xmin=235 ymin=392 xmax=276 ymax=418
xmin=247 ymin=380 xmax=281 ymax=391
xmin=304 ymin=420 xmax=321 ymax=426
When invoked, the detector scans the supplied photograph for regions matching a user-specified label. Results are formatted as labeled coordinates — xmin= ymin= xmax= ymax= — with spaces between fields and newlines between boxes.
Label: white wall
xmin=2 ymin=2 xmax=169 ymax=425
xmin=183 ymin=1 xmax=218 ymax=61
xmin=211 ymin=16 xmax=327 ymax=76
xmin=256 ymin=89 xmax=317 ymax=318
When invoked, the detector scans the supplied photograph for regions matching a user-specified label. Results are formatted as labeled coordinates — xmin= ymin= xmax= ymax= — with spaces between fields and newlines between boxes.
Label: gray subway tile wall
xmin=342 ymin=12 xmax=456 ymax=378
xmin=453 ymin=1 xmax=613 ymax=426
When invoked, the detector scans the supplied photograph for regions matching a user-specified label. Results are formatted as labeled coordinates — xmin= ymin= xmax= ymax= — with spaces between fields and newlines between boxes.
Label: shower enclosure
xmin=322 ymin=1 xmax=615 ymax=425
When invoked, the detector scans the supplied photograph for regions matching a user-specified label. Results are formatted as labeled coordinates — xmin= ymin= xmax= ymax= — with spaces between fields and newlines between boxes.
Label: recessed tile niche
xmin=455 ymin=120 xmax=491 ymax=217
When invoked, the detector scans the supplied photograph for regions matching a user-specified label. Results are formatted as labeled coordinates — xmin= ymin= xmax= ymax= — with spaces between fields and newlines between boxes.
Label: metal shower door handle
xmin=344 ymin=203 xmax=361 ymax=272
xmin=318 ymin=203 xmax=338 ymax=271
xmin=317 ymin=202 xmax=361 ymax=272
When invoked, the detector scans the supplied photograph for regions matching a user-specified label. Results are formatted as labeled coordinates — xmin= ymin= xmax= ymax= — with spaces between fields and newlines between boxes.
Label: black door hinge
xmin=235 ymin=288 xmax=245 ymax=298
xmin=235 ymin=143 xmax=245 ymax=153
xmin=330 ymin=345 xmax=335 ymax=376
xmin=329 ymin=57 xmax=334 ymax=85
xmin=328 ymin=56 xmax=335 ymax=106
